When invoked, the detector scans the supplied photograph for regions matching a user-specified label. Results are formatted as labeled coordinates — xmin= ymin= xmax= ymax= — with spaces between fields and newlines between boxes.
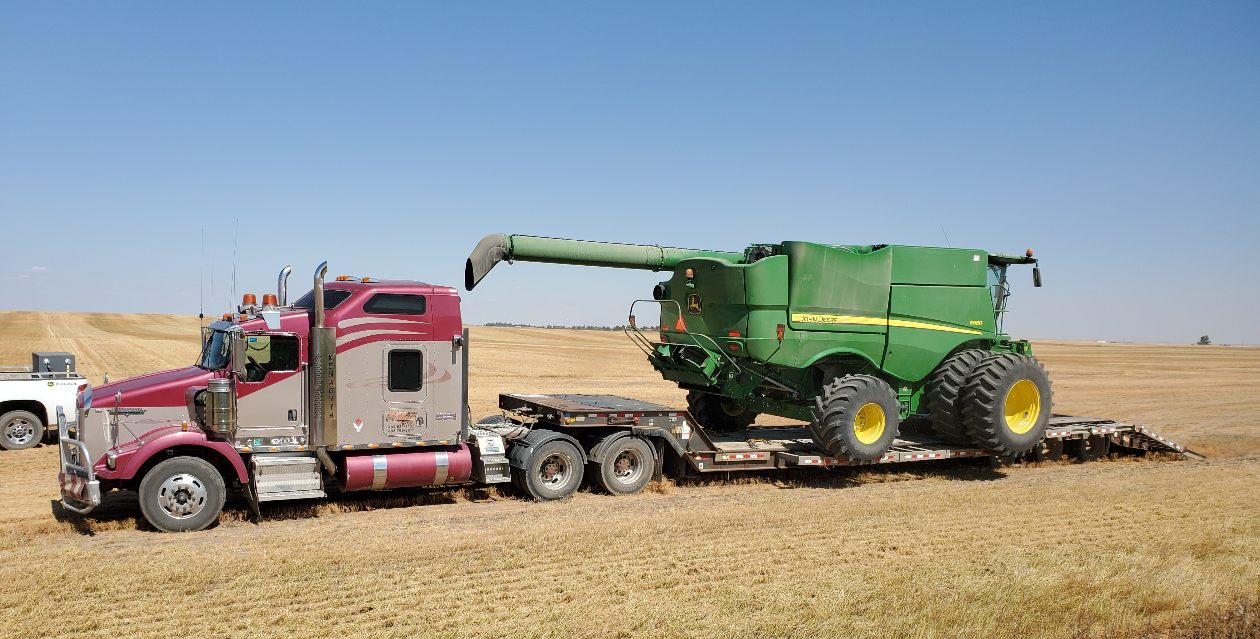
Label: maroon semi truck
xmin=57 ymin=262 xmax=1197 ymax=532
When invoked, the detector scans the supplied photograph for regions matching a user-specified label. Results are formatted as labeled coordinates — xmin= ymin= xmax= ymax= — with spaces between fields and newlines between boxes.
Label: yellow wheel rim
xmin=853 ymin=403 xmax=886 ymax=445
xmin=1004 ymin=380 xmax=1041 ymax=435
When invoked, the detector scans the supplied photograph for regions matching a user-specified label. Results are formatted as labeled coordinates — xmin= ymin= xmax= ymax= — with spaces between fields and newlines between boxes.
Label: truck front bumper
xmin=56 ymin=407 xmax=100 ymax=514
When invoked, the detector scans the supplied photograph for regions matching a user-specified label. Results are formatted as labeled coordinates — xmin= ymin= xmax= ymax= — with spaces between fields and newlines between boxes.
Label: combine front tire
xmin=687 ymin=391 xmax=758 ymax=433
xmin=810 ymin=375 xmax=900 ymax=462
xmin=137 ymin=456 xmax=226 ymax=533
xmin=960 ymin=353 xmax=1053 ymax=456
xmin=0 ymin=410 xmax=44 ymax=450
xmin=924 ymin=349 xmax=990 ymax=443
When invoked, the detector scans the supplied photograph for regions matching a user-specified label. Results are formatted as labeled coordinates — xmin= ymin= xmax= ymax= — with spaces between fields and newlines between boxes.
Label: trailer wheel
xmin=514 ymin=439 xmax=585 ymax=501
xmin=137 ymin=456 xmax=226 ymax=532
xmin=925 ymin=349 xmax=990 ymax=443
xmin=592 ymin=436 xmax=655 ymax=496
xmin=810 ymin=375 xmax=900 ymax=462
xmin=1071 ymin=434 xmax=1110 ymax=462
xmin=0 ymin=410 xmax=45 ymax=450
xmin=1026 ymin=437 xmax=1065 ymax=462
xmin=960 ymin=353 xmax=1053 ymax=456
xmin=686 ymin=391 xmax=757 ymax=433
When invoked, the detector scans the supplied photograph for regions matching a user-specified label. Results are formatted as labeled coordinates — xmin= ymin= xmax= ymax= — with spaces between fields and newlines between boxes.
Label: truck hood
xmin=93 ymin=367 xmax=215 ymax=408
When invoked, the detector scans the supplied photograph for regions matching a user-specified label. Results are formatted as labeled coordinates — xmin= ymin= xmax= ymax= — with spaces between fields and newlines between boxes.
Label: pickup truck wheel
xmin=593 ymin=436 xmax=655 ymax=496
xmin=138 ymin=456 xmax=226 ymax=532
xmin=513 ymin=439 xmax=584 ymax=501
xmin=0 ymin=410 xmax=44 ymax=450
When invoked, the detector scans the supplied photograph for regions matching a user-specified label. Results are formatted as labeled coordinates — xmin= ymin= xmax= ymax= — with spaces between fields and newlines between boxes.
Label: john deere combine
xmin=466 ymin=234 xmax=1050 ymax=462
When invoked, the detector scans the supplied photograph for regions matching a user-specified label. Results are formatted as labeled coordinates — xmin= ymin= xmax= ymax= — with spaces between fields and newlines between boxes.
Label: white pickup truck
xmin=0 ymin=352 xmax=85 ymax=450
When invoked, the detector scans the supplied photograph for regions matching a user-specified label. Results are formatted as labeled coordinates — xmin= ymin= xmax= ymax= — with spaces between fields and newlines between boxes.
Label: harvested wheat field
xmin=0 ymin=311 xmax=1257 ymax=639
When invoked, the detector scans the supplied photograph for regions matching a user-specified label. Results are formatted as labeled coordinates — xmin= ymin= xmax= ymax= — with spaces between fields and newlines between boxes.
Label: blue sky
xmin=2 ymin=2 xmax=1257 ymax=343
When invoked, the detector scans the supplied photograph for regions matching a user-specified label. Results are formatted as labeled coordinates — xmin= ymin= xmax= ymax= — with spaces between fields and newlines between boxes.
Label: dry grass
xmin=1 ymin=312 xmax=1258 ymax=638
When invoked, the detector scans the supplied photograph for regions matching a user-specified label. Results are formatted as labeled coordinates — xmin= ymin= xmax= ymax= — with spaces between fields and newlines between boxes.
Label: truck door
xmin=235 ymin=334 xmax=306 ymax=447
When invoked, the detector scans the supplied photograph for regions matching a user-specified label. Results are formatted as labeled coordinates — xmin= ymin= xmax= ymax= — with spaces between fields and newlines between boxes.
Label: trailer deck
xmin=499 ymin=393 xmax=1203 ymax=476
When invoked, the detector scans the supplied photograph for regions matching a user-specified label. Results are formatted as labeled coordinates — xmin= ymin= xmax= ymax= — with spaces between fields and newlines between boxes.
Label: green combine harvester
xmin=467 ymin=234 xmax=1050 ymax=463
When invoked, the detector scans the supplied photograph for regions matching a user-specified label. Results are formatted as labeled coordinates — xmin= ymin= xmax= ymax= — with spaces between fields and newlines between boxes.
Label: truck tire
xmin=1026 ymin=436 xmax=1065 ymax=462
xmin=810 ymin=375 xmax=900 ymax=462
xmin=1071 ymin=434 xmax=1110 ymax=462
xmin=960 ymin=353 xmax=1053 ymax=456
xmin=512 ymin=439 xmax=584 ymax=501
xmin=924 ymin=349 xmax=990 ymax=443
xmin=137 ymin=456 xmax=226 ymax=532
xmin=0 ymin=410 xmax=45 ymax=451
xmin=592 ymin=436 xmax=655 ymax=496
xmin=686 ymin=391 xmax=757 ymax=433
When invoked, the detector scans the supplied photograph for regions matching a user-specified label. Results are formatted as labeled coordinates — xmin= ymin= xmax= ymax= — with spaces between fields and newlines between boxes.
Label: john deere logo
xmin=686 ymin=293 xmax=702 ymax=315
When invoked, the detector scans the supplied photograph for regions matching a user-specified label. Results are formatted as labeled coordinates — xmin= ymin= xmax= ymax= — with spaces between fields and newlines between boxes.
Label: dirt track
xmin=0 ymin=312 xmax=1257 ymax=638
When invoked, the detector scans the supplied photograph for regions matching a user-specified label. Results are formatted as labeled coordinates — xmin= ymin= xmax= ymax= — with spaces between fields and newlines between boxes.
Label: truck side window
xmin=364 ymin=294 xmax=426 ymax=315
xmin=242 ymin=335 xmax=300 ymax=382
xmin=388 ymin=350 xmax=423 ymax=392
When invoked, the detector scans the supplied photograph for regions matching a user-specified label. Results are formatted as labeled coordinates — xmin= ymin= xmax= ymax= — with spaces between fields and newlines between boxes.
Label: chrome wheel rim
xmin=611 ymin=448 xmax=644 ymax=485
xmin=3 ymin=418 xmax=35 ymax=446
xmin=538 ymin=453 xmax=572 ymax=488
xmin=157 ymin=473 xmax=208 ymax=519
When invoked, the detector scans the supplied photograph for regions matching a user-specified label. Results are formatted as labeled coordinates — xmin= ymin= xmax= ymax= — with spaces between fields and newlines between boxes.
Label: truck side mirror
xmin=230 ymin=334 xmax=247 ymax=381
xmin=1033 ymin=266 xmax=1042 ymax=288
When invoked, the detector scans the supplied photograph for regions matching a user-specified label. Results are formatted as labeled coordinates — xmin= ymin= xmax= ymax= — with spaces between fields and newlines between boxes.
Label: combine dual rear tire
xmin=686 ymin=391 xmax=758 ymax=433
xmin=960 ymin=353 xmax=1053 ymax=457
xmin=924 ymin=349 xmax=990 ymax=443
xmin=810 ymin=375 xmax=900 ymax=462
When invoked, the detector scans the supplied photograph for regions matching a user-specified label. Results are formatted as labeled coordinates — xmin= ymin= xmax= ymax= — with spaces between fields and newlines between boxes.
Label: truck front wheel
xmin=513 ymin=439 xmax=584 ymax=501
xmin=138 ymin=456 xmax=226 ymax=532
xmin=0 ymin=410 xmax=45 ymax=451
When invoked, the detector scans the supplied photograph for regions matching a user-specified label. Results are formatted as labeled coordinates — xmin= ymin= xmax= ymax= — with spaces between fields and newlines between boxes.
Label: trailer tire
xmin=137 ymin=456 xmax=226 ymax=533
xmin=810 ymin=375 xmax=900 ymax=462
xmin=686 ymin=391 xmax=757 ymax=433
xmin=960 ymin=353 xmax=1053 ymax=456
xmin=925 ymin=349 xmax=990 ymax=443
xmin=1026 ymin=437 xmax=1065 ymax=462
xmin=592 ymin=436 xmax=655 ymax=496
xmin=513 ymin=439 xmax=585 ymax=501
xmin=1071 ymin=434 xmax=1110 ymax=462
xmin=0 ymin=410 xmax=45 ymax=450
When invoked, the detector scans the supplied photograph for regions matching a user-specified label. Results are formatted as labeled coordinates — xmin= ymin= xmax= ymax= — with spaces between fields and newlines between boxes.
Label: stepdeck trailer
xmin=493 ymin=393 xmax=1201 ymax=484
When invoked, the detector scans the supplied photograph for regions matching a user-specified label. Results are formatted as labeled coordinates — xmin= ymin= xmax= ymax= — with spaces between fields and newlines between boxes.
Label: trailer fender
xmin=506 ymin=429 xmax=587 ymax=470
xmin=100 ymin=425 xmax=249 ymax=485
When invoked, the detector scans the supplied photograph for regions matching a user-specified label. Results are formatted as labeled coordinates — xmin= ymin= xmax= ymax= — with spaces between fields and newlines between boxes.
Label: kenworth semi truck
xmin=58 ymin=261 xmax=1196 ymax=532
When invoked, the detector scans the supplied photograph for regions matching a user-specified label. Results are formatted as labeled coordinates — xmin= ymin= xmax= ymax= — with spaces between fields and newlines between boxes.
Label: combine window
xmin=365 ymin=294 xmax=427 ymax=315
xmin=388 ymin=350 xmax=423 ymax=392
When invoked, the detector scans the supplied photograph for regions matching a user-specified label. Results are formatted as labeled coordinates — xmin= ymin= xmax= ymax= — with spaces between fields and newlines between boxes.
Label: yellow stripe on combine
xmin=790 ymin=313 xmax=984 ymax=335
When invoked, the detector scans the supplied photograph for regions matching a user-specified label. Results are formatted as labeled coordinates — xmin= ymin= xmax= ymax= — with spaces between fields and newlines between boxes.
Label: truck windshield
xmin=197 ymin=329 xmax=231 ymax=370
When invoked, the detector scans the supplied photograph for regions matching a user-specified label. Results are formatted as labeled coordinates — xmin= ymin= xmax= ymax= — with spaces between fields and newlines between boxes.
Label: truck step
xmin=252 ymin=455 xmax=325 ymax=501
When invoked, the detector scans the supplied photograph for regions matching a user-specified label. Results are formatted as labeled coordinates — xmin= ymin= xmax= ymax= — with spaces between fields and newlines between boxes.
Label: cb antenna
xmin=199 ymin=227 xmax=205 ymax=327
xmin=230 ymin=218 xmax=239 ymax=311
xmin=939 ymin=224 xmax=952 ymax=248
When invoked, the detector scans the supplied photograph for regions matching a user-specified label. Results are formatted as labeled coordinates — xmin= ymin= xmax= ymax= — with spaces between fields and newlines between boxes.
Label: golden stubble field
xmin=0 ymin=311 xmax=1257 ymax=638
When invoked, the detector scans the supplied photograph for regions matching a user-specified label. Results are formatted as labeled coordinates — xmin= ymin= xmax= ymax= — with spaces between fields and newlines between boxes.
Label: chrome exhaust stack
xmin=309 ymin=261 xmax=337 ymax=475
xmin=277 ymin=265 xmax=293 ymax=306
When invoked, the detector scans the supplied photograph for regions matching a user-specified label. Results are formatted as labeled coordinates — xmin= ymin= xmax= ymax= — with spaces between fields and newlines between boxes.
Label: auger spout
xmin=464 ymin=234 xmax=744 ymax=290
